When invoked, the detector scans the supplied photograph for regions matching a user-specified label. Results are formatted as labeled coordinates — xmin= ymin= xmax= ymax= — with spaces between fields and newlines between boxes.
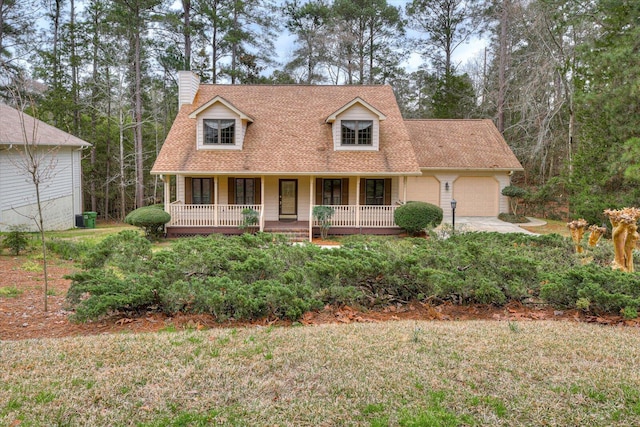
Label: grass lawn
xmin=2 ymin=321 xmax=640 ymax=426
xmin=521 ymin=218 xmax=571 ymax=237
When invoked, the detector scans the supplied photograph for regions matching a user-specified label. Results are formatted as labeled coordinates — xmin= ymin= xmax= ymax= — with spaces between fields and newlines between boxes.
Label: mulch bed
xmin=1 ymin=255 xmax=637 ymax=341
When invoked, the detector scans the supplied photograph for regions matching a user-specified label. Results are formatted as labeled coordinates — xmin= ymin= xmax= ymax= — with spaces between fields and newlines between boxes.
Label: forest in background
xmin=0 ymin=0 xmax=638 ymax=225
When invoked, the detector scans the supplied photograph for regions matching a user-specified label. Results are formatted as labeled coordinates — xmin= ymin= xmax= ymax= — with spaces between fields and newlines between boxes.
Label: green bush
xmin=541 ymin=264 xmax=640 ymax=315
xmin=124 ymin=205 xmax=171 ymax=240
xmin=65 ymin=230 xmax=640 ymax=322
xmin=46 ymin=238 xmax=94 ymax=260
xmin=81 ymin=230 xmax=152 ymax=273
xmin=394 ymin=201 xmax=443 ymax=235
xmin=501 ymin=185 xmax=529 ymax=216
xmin=2 ymin=225 xmax=30 ymax=255
xmin=313 ymin=205 xmax=335 ymax=239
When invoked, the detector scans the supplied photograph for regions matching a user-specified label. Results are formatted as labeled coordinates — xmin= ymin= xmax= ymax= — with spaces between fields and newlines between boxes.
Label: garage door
xmin=406 ymin=176 xmax=440 ymax=206
xmin=453 ymin=177 xmax=499 ymax=216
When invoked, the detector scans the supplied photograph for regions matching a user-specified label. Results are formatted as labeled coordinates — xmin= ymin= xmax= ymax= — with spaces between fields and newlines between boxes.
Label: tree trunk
xmin=497 ymin=0 xmax=509 ymax=134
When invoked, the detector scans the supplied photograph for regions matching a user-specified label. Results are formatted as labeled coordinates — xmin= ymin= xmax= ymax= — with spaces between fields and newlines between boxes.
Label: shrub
xmin=312 ymin=205 xmax=335 ymax=239
xmin=46 ymin=238 xmax=93 ymax=260
xmin=124 ymin=205 xmax=171 ymax=240
xmin=394 ymin=201 xmax=443 ymax=235
xmin=541 ymin=264 xmax=640 ymax=315
xmin=81 ymin=230 xmax=152 ymax=273
xmin=501 ymin=185 xmax=529 ymax=216
xmin=2 ymin=225 xmax=30 ymax=255
xmin=240 ymin=208 xmax=259 ymax=232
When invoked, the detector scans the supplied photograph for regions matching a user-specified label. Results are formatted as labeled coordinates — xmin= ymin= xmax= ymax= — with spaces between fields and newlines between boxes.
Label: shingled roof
xmin=404 ymin=119 xmax=523 ymax=171
xmin=151 ymin=84 xmax=421 ymax=176
xmin=0 ymin=103 xmax=90 ymax=147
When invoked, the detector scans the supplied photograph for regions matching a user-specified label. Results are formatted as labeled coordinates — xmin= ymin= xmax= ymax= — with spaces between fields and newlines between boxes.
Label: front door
xmin=279 ymin=179 xmax=298 ymax=220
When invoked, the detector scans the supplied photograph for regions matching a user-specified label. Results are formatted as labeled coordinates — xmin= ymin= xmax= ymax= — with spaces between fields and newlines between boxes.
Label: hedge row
xmin=62 ymin=230 xmax=639 ymax=322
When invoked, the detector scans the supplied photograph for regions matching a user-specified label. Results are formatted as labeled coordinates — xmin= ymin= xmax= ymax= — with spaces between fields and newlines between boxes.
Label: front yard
xmin=2 ymin=321 xmax=640 ymax=426
xmin=2 ymin=224 xmax=640 ymax=425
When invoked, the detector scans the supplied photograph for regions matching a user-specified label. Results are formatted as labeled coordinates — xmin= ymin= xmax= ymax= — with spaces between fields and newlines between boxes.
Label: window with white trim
xmin=204 ymin=119 xmax=235 ymax=145
xmin=341 ymin=120 xmax=372 ymax=145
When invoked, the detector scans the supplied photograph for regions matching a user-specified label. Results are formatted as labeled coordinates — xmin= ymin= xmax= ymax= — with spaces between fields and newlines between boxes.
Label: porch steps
xmin=263 ymin=227 xmax=310 ymax=242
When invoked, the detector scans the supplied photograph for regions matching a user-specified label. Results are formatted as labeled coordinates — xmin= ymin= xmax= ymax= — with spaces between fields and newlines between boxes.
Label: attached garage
xmin=405 ymin=176 xmax=440 ymax=206
xmin=453 ymin=177 xmax=499 ymax=216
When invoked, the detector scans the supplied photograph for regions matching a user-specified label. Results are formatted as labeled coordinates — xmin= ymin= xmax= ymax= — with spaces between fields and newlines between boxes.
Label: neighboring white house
xmin=0 ymin=103 xmax=90 ymax=232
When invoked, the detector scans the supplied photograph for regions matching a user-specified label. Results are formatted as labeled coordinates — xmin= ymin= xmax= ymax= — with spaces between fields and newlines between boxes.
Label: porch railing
xmin=167 ymin=202 xmax=262 ymax=228
xmin=312 ymin=205 xmax=398 ymax=228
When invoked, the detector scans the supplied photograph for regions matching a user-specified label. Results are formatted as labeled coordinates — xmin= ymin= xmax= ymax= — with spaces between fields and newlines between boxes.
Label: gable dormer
xmin=326 ymin=97 xmax=387 ymax=151
xmin=189 ymin=96 xmax=254 ymax=150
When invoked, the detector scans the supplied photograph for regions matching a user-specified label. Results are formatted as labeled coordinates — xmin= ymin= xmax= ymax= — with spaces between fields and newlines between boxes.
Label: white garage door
xmin=406 ymin=176 xmax=440 ymax=206
xmin=453 ymin=177 xmax=499 ymax=216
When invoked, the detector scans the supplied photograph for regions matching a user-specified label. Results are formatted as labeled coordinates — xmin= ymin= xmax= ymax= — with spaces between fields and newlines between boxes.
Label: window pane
xmin=219 ymin=119 xmax=235 ymax=144
xmin=193 ymin=179 xmax=202 ymax=204
xmin=245 ymin=179 xmax=255 ymax=204
xmin=341 ymin=121 xmax=356 ymax=145
xmin=365 ymin=179 xmax=384 ymax=205
xmin=235 ymin=179 xmax=245 ymax=204
xmin=202 ymin=179 xmax=211 ymax=204
xmin=358 ymin=121 xmax=372 ymax=145
xmin=203 ymin=120 xmax=218 ymax=145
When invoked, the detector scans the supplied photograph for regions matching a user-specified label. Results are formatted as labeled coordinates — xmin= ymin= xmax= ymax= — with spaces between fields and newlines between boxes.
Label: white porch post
xmin=309 ymin=176 xmax=314 ymax=242
xmin=403 ymin=176 xmax=408 ymax=203
xmin=260 ymin=176 xmax=265 ymax=231
xmin=162 ymin=175 xmax=171 ymax=209
xmin=356 ymin=176 xmax=361 ymax=227
xmin=214 ymin=176 xmax=219 ymax=227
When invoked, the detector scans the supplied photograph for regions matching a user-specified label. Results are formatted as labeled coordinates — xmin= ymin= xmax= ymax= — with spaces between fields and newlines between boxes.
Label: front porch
xmin=161 ymin=174 xmax=408 ymax=239
xmin=164 ymin=203 xmax=402 ymax=238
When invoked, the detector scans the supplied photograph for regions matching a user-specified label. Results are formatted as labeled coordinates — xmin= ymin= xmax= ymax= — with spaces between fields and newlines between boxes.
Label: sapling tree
xmin=6 ymin=90 xmax=60 ymax=312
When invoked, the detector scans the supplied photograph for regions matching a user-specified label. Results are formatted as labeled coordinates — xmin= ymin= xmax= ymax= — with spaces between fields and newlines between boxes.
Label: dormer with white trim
xmin=326 ymin=97 xmax=386 ymax=151
xmin=189 ymin=96 xmax=254 ymax=151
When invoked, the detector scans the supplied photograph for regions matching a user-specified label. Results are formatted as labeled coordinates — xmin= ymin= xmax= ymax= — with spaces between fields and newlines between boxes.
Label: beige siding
xmin=406 ymin=176 xmax=440 ymax=206
xmin=453 ymin=176 xmax=499 ymax=216
xmin=333 ymin=104 xmax=380 ymax=151
xmin=263 ymin=176 xmax=310 ymax=221
xmin=178 ymin=71 xmax=200 ymax=107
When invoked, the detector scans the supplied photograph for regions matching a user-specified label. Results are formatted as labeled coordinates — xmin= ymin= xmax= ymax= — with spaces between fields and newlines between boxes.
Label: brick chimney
xmin=178 ymin=71 xmax=200 ymax=108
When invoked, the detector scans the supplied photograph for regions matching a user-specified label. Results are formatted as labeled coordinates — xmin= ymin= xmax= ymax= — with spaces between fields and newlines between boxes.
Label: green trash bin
xmin=83 ymin=211 xmax=97 ymax=229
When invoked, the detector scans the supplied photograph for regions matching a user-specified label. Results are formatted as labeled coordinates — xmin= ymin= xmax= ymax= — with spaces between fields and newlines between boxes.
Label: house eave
xmin=150 ymin=170 xmax=422 ymax=176
xmin=418 ymin=167 xmax=524 ymax=172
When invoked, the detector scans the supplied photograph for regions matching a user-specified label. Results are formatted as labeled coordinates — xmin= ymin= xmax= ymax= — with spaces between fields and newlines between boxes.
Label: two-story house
xmin=151 ymin=72 xmax=523 ymax=239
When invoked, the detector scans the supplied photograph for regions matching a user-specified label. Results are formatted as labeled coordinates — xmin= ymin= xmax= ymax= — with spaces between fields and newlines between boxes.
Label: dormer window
xmin=341 ymin=120 xmax=373 ymax=145
xmin=204 ymin=119 xmax=235 ymax=145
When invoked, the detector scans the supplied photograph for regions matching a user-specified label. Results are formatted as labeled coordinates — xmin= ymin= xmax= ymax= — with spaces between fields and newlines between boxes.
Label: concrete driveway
xmin=447 ymin=217 xmax=546 ymax=234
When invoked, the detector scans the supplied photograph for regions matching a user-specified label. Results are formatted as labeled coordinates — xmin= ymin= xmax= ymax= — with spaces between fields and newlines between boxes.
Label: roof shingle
xmin=0 ymin=103 xmax=91 ymax=147
xmin=152 ymin=85 xmax=420 ymax=175
xmin=404 ymin=119 xmax=523 ymax=171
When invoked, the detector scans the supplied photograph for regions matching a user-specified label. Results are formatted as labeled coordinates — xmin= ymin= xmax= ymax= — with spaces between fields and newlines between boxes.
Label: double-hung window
xmin=365 ymin=179 xmax=385 ymax=205
xmin=192 ymin=178 xmax=212 ymax=204
xmin=323 ymin=179 xmax=342 ymax=205
xmin=235 ymin=178 xmax=256 ymax=204
xmin=204 ymin=119 xmax=235 ymax=145
xmin=341 ymin=120 xmax=372 ymax=145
